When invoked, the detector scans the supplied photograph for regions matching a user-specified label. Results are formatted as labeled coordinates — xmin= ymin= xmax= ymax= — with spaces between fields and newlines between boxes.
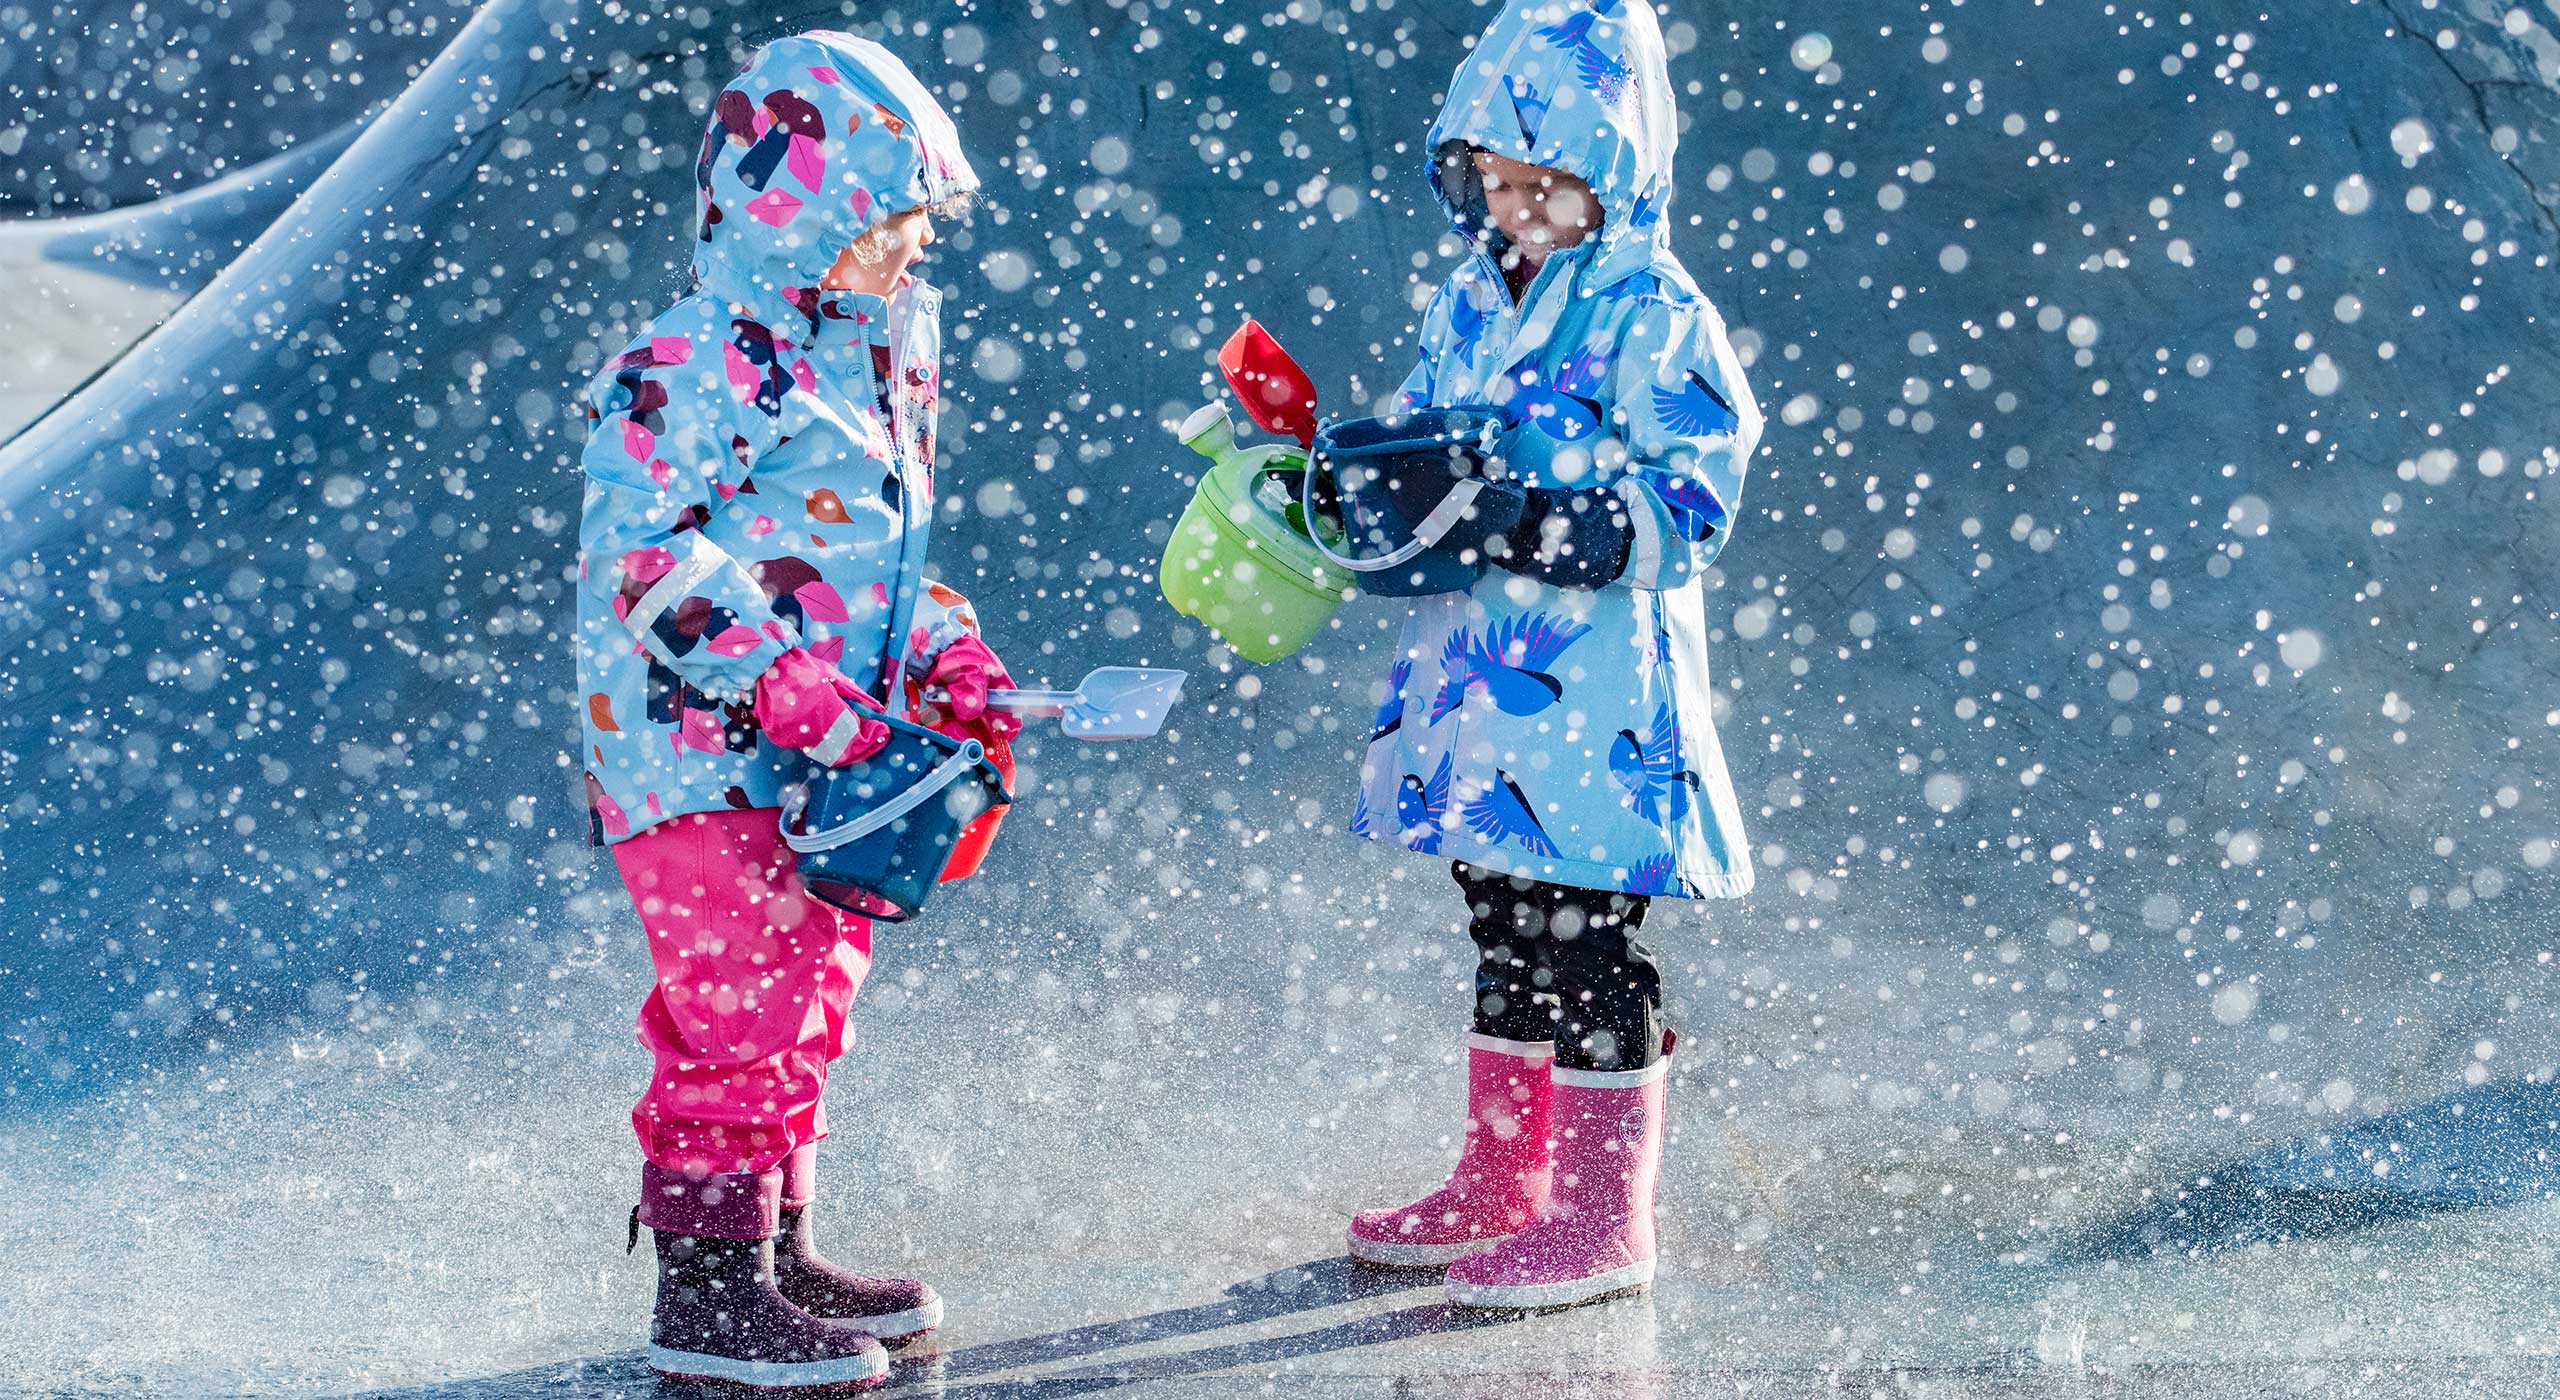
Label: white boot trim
xmin=1446 ymin=1257 xmax=1656 ymax=1310
xmin=846 ymin=1296 xmax=943 ymax=1341
xmin=1552 ymin=1060 xmax=1668 ymax=1089
xmin=1346 ymin=1228 xmax=1513 ymax=1268
xmin=647 ymin=1343 xmax=887 ymax=1388
xmin=1466 ymin=1033 xmax=1557 ymax=1061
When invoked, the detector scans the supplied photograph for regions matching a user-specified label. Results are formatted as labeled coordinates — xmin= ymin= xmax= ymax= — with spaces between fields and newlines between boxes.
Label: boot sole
xmin=1346 ymin=1229 xmax=1515 ymax=1269
xmin=1445 ymin=1259 xmax=1656 ymax=1311
xmin=647 ymin=1345 xmax=889 ymax=1391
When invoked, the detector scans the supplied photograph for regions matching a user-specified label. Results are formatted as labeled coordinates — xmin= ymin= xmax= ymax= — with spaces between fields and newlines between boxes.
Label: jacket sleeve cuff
xmin=1613 ymin=477 xmax=1696 ymax=592
xmin=621 ymin=536 xmax=797 ymax=703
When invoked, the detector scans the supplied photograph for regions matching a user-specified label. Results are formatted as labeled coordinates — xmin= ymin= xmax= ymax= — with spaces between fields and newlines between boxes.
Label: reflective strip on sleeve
xmin=623 ymin=535 xmax=727 ymax=641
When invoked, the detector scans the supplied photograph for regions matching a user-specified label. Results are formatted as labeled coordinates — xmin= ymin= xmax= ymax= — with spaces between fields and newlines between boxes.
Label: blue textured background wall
xmin=2 ymin=0 xmax=2555 ymax=1123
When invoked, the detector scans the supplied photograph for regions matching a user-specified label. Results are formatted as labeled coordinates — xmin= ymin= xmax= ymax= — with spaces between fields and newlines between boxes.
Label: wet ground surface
xmin=8 ymin=910 xmax=2560 ymax=1400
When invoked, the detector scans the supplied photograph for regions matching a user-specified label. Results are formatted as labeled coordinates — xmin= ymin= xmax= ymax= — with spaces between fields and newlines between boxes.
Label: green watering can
xmin=1156 ymin=321 xmax=1350 ymax=663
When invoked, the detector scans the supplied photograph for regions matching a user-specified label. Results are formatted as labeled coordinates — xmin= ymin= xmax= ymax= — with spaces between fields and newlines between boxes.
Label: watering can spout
xmin=1178 ymin=402 xmax=1237 ymax=464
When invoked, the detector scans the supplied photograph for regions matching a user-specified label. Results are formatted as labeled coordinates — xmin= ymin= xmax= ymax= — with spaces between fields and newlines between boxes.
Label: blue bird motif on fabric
xmin=1427 ymin=626 xmax=1477 ymax=723
xmin=1454 ymin=612 xmax=1593 ymax=717
xmin=1371 ymin=657 xmax=1412 ymax=743
xmin=1535 ymin=6 xmax=1633 ymax=105
xmin=1506 ymin=75 xmax=1551 ymax=146
xmin=1624 ymin=854 xmax=1677 ymax=897
xmin=1657 ymin=476 xmax=1729 ymax=542
xmin=1397 ymin=751 xmax=1457 ymax=854
xmin=1552 ymin=343 xmax=1612 ymax=397
xmin=1651 ymin=367 xmax=1740 ymax=440
xmin=1462 ymin=770 xmax=1560 ymax=858
xmin=1623 ymin=188 xmax=1664 ymax=235
xmin=1510 ymin=386 xmax=1604 ymax=442
xmin=1446 ymin=288 xmax=1492 ymax=358
xmin=1636 ymin=629 xmax=1675 ymax=685
xmin=1609 ymin=703 xmax=1701 ymax=828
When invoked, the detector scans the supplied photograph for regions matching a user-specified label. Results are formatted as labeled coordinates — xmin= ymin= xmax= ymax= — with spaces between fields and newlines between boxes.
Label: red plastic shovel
xmin=1218 ymin=319 xmax=1319 ymax=447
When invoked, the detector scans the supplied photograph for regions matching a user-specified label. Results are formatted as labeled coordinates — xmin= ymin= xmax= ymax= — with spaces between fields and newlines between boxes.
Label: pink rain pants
xmin=613 ymin=808 xmax=871 ymax=1180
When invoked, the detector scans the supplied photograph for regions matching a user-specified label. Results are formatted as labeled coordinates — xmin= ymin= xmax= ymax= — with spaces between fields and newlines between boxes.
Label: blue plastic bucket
xmin=1303 ymin=407 xmax=1520 ymax=597
xmin=779 ymin=713 xmax=1011 ymax=921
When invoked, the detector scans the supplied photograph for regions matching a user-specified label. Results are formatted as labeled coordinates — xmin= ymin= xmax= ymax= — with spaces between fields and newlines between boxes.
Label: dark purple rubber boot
xmin=772 ymin=1144 xmax=945 ymax=1344
xmin=639 ymin=1162 xmax=888 ymax=1391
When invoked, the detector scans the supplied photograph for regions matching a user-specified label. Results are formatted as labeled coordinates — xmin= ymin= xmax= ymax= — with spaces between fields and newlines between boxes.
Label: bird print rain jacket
xmin=1349 ymin=0 xmax=1764 ymax=898
xmin=576 ymin=33 xmax=984 ymax=845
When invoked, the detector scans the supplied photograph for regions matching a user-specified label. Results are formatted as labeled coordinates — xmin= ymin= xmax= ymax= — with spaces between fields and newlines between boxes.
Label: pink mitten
xmin=753 ymin=649 xmax=889 ymax=767
xmin=921 ymin=635 xmax=1023 ymax=746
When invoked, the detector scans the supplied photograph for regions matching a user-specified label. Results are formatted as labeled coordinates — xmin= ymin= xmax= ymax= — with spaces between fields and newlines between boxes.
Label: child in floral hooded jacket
xmin=574 ymin=31 xmax=1012 ymax=1391
xmin=1340 ymin=0 xmax=1765 ymax=1312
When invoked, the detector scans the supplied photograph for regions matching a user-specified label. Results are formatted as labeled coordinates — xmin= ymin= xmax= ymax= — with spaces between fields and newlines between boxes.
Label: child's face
xmin=1467 ymin=148 xmax=1599 ymax=259
xmin=821 ymin=206 xmax=937 ymax=295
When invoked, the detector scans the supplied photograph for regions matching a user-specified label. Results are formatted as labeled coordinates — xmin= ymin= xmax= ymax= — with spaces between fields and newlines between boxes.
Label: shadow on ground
xmin=2069 ymin=1082 xmax=2560 ymax=1262
xmin=346 ymin=1257 xmax=1521 ymax=1399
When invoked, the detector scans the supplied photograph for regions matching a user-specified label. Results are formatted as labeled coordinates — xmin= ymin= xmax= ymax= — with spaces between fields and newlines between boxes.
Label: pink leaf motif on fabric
xmin=810 ymin=635 xmax=846 ymax=667
xmin=723 ymin=342 xmax=760 ymax=401
xmin=648 ymin=458 xmax=674 ymax=489
xmin=746 ymin=515 xmax=778 ymax=536
xmin=675 ymin=708 xmax=726 ymax=756
xmin=746 ymin=189 xmax=804 ymax=226
xmin=707 ymin=625 xmax=765 ymax=657
xmin=797 ymin=581 xmax=850 ymax=623
xmin=714 ymin=479 xmax=740 ymax=501
xmin=591 ymin=786 xmax=630 ymax=839
xmin=870 ymin=581 xmax=890 ymax=606
xmin=786 ymin=133 xmax=825 ymax=192
xmin=848 ymin=186 xmax=873 ymax=225
xmin=645 ymin=792 xmax=665 ymax=817
xmin=621 ymin=420 xmax=657 ymax=461
xmin=762 ymin=620 xmax=791 ymax=643
xmin=621 ymin=547 xmax=678 ymax=585
xmin=649 ymin=336 xmax=692 ymax=365
xmin=792 ymin=357 xmax=817 ymax=392
xmin=808 ymin=65 xmax=840 ymax=84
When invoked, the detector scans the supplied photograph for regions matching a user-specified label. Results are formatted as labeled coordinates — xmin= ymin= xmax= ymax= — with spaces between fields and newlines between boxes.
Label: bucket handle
xmin=779 ymin=726 xmax=990 ymax=854
xmin=1302 ymin=472 xmax=1486 ymax=574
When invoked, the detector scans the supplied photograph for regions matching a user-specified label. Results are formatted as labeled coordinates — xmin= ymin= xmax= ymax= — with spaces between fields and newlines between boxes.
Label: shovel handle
xmin=922 ymin=686 xmax=1075 ymax=717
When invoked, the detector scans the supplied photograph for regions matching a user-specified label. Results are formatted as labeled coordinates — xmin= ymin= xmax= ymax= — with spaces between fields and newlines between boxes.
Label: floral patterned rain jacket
xmin=1350 ymin=0 xmax=1766 ymax=898
xmin=576 ymin=33 xmax=982 ymax=844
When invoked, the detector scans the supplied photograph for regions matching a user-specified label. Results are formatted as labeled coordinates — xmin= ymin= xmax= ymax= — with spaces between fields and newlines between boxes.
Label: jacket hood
xmin=1426 ymin=0 xmax=1677 ymax=288
xmin=690 ymin=31 xmax=976 ymax=326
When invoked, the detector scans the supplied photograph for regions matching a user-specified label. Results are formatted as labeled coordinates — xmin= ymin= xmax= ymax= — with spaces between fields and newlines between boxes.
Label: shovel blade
xmin=1056 ymin=666 xmax=1188 ymax=740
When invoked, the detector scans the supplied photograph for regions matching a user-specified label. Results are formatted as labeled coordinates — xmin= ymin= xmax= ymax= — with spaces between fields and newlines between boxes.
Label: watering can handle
xmin=778 ymin=736 xmax=988 ymax=854
xmin=1303 ymin=475 xmax=1487 ymax=574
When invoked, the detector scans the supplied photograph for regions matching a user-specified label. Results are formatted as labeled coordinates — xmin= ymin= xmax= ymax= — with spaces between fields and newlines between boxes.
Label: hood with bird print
xmin=1346 ymin=0 xmax=1761 ymax=900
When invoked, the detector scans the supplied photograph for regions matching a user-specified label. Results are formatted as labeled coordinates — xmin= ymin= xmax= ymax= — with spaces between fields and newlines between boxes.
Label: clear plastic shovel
xmin=937 ymin=666 xmax=1190 ymax=741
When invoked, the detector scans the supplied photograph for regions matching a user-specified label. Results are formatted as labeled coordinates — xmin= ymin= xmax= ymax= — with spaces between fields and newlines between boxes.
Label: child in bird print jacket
xmin=574 ymin=32 xmax=1014 ymax=1391
xmin=1340 ymin=0 xmax=1765 ymax=1312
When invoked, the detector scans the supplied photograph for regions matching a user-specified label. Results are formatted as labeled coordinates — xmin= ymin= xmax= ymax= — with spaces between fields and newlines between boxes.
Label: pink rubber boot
xmin=1346 ymin=1035 xmax=1554 ymax=1267
xmin=1444 ymin=1059 xmax=1665 ymax=1310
